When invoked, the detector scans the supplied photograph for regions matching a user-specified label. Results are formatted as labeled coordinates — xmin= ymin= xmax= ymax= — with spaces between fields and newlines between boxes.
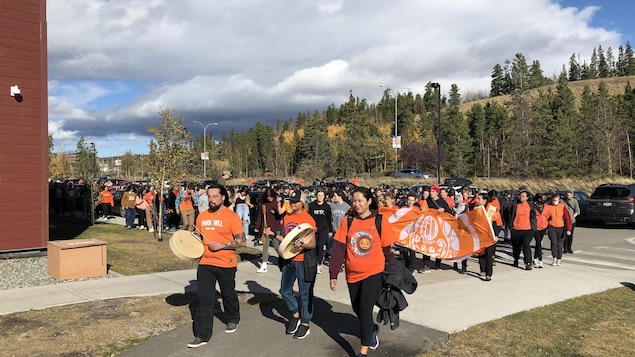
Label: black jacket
xmin=375 ymin=259 xmax=417 ymax=330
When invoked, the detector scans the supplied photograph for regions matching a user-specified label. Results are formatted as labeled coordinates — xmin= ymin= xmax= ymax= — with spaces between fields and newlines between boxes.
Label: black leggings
xmin=348 ymin=273 xmax=382 ymax=347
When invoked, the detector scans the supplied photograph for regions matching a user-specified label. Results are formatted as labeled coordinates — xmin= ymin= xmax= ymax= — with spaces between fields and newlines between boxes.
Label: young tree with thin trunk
xmin=147 ymin=108 xmax=192 ymax=242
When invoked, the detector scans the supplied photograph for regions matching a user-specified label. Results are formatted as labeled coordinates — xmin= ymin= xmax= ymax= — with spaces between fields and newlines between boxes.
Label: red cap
xmin=430 ymin=184 xmax=441 ymax=193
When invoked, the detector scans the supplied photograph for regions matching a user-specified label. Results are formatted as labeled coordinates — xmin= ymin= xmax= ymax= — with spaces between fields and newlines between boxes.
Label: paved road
xmin=495 ymin=224 xmax=635 ymax=270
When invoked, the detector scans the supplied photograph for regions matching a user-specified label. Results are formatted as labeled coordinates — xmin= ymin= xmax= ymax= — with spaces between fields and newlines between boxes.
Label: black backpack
xmin=346 ymin=213 xmax=382 ymax=234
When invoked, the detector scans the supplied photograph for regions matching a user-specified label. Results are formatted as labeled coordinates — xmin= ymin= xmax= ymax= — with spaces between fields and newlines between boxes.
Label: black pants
xmin=564 ymin=223 xmax=576 ymax=252
xmin=479 ymin=243 xmax=496 ymax=276
xmin=100 ymin=203 xmax=111 ymax=218
xmin=137 ymin=208 xmax=146 ymax=227
xmin=548 ymin=226 xmax=565 ymax=259
xmin=194 ymin=264 xmax=240 ymax=341
xmin=533 ymin=229 xmax=546 ymax=260
xmin=348 ymin=273 xmax=382 ymax=347
xmin=511 ymin=229 xmax=533 ymax=265
xmin=399 ymin=246 xmax=416 ymax=271
xmin=315 ymin=228 xmax=329 ymax=265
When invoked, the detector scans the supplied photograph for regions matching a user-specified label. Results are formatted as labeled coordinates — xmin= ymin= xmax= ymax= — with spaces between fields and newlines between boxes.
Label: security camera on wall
xmin=11 ymin=85 xmax=23 ymax=102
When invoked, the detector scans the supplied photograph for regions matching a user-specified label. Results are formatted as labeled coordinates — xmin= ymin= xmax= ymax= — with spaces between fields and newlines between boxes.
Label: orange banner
xmin=387 ymin=206 xmax=497 ymax=260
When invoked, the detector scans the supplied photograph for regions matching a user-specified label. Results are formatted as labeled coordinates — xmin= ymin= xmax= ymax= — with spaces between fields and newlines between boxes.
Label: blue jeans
xmin=280 ymin=261 xmax=314 ymax=324
xmin=125 ymin=207 xmax=136 ymax=227
xmin=235 ymin=203 xmax=250 ymax=235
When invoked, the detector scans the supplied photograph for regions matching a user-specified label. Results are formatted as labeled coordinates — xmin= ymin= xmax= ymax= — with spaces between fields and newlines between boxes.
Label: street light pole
xmin=380 ymin=84 xmax=410 ymax=173
xmin=430 ymin=83 xmax=441 ymax=184
xmin=193 ymin=121 xmax=218 ymax=180
xmin=90 ymin=142 xmax=96 ymax=226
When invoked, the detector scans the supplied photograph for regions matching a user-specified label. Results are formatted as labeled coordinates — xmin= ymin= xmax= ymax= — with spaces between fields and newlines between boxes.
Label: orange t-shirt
xmin=144 ymin=192 xmax=155 ymax=206
xmin=334 ymin=213 xmax=397 ymax=283
xmin=378 ymin=205 xmax=398 ymax=217
xmin=100 ymin=190 xmax=114 ymax=206
xmin=283 ymin=210 xmax=317 ymax=262
xmin=417 ymin=199 xmax=429 ymax=211
xmin=197 ymin=206 xmax=245 ymax=268
xmin=513 ymin=202 xmax=532 ymax=230
xmin=179 ymin=191 xmax=194 ymax=211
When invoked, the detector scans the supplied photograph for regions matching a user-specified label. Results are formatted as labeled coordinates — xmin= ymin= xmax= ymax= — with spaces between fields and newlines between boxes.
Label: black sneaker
xmin=286 ymin=316 xmax=300 ymax=334
xmin=293 ymin=324 xmax=310 ymax=339
xmin=225 ymin=322 xmax=238 ymax=333
xmin=370 ymin=323 xmax=380 ymax=350
xmin=187 ymin=337 xmax=208 ymax=348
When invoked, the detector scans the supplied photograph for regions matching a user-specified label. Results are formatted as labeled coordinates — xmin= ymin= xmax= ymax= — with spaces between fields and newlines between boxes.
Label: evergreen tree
xmin=569 ymin=53 xmax=581 ymax=81
xmin=588 ymin=47 xmax=599 ymax=79
xmin=441 ymin=84 xmax=472 ymax=176
xmin=529 ymin=60 xmax=546 ymax=88
xmin=466 ymin=103 xmax=487 ymax=176
xmin=598 ymin=45 xmax=609 ymax=78
xmin=625 ymin=41 xmax=635 ymax=75
xmin=490 ymin=63 xmax=505 ymax=96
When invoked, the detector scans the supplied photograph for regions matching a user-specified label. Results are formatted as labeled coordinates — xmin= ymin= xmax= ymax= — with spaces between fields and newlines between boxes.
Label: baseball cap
xmin=289 ymin=189 xmax=302 ymax=203
xmin=430 ymin=184 xmax=441 ymax=193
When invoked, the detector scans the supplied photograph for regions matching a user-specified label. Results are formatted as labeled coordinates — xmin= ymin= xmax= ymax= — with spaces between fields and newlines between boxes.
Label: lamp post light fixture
xmin=193 ymin=121 xmax=218 ymax=180
xmin=380 ymin=84 xmax=410 ymax=173
xmin=430 ymin=82 xmax=441 ymax=184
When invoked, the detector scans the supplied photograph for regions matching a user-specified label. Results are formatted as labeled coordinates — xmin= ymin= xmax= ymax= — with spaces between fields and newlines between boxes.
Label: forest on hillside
xmin=50 ymin=44 xmax=635 ymax=181
xmin=203 ymin=42 xmax=635 ymax=180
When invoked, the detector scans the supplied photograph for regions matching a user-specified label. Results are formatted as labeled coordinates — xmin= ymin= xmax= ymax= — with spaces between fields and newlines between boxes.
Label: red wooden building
xmin=0 ymin=0 xmax=48 ymax=251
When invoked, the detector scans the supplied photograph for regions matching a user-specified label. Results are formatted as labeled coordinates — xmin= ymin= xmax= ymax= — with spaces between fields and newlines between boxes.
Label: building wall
xmin=0 ymin=0 xmax=48 ymax=251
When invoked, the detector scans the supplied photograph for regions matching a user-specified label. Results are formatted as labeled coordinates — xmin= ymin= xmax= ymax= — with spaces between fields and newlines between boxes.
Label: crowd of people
xmin=187 ymin=179 xmax=581 ymax=357
xmin=51 ymin=176 xmax=581 ymax=356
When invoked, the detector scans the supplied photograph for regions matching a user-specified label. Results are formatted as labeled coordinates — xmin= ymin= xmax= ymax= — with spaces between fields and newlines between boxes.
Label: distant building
xmin=0 ymin=1 xmax=49 ymax=251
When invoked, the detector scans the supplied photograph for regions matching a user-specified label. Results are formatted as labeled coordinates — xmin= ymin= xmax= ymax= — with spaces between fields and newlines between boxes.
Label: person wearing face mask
xmin=544 ymin=193 xmax=572 ymax=266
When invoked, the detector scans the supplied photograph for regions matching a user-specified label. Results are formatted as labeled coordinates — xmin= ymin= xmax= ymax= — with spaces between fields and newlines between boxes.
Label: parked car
xmin=253 ymin=179 xmax=287 ymax=190
xmin=443 ymin=177 xmax=473 ymax=187
xmin=393 ymin=169 xmax=432 ymax=178
xmin=587 ymin=183 xmax=635 ymax=225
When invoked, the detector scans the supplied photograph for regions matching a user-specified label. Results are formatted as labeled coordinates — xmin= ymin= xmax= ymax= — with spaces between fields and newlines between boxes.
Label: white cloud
xmin=46 ymin=0 xmax=624 ymax=155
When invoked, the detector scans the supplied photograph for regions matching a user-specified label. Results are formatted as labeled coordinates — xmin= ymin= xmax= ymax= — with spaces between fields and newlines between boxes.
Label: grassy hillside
xmin=459 ymin=75 xmax=635 ymax=113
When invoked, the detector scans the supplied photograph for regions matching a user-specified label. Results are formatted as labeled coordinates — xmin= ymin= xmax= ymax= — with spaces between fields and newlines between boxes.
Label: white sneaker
xmin=317 ymin=264 xmax=322 ymax=274
xmin=538 ymin=260 xmax=543 ymax=268
xmin=148 ymin=227 xmax=154 ymax=233
xmin=138 ymin=225 xmax=145 ymax=230
xmin=551 ymin=257 xmax=557 ymax=266
xmin=556 ymin=259 xmax=561 ymax=266
xmin=257 ymin=263 xmax=267 ymax=273
xmin=533 ymin=258 xmax=539 ymax=268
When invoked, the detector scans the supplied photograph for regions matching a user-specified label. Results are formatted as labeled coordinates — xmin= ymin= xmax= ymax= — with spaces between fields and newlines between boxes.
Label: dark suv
xmin=587 ymin=183 xmax=635 ymax=225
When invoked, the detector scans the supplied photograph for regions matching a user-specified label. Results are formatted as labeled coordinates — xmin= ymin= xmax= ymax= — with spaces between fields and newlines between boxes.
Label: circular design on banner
xmin=351 ymin=231 xmax=374 ymax=256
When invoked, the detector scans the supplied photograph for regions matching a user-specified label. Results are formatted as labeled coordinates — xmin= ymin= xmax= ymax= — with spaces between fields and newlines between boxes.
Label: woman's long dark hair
xmin=352 ymin=186 xmax=379 ymax=211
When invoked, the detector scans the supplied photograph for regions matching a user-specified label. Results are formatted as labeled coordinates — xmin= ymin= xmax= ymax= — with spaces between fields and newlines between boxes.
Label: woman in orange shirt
xmin=329 ymin=187 xmax=397 ymax=357
xmin=509 ymin=191 xmax=537 ymax=271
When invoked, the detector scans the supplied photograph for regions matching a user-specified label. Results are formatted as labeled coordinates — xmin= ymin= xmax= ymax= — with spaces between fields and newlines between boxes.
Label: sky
xmin=46 ymin=0 xmax=635 ymax=157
